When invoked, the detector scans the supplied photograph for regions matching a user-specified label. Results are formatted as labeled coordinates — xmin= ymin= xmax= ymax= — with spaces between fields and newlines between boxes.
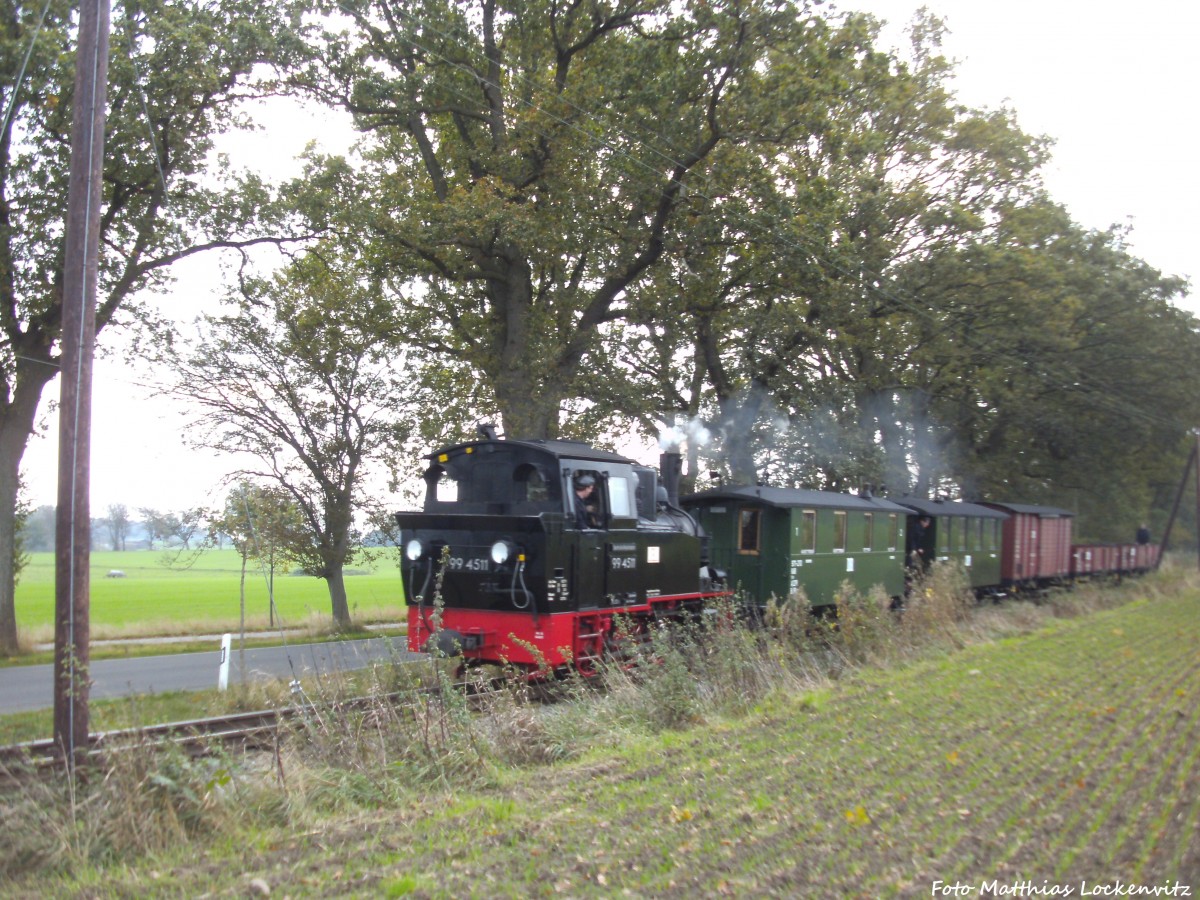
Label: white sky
xmin=856 ymin=0 xmax=1198 ymax=299
xmin=18 ymin=0 xmax=1198 ymax=515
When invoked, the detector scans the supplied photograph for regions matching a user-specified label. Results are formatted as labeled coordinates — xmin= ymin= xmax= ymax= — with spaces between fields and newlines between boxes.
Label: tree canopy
xmin=276 ymin=0 xmax=1197 ymax=540
xmin=7 ymin=0 xmax=1197 ymax=646
xmin=0 ymin=0 xmax=307 ymax=651
xmin=160 ymin=246 xmax=419 ymax=627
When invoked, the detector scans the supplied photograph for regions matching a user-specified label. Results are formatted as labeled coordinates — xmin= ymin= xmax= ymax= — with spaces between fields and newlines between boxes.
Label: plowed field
xmin=17 ymin=593 xmax=1200 ymax=898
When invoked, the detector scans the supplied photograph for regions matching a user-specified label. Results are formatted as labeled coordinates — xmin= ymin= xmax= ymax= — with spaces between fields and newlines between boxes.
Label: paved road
xmin=0 ymin=637 xmax=422 ymax=715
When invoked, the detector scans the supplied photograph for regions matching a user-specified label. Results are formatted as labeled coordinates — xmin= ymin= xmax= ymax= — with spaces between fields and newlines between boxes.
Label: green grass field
xmin=13 ymin=548 xmax=407 ymax=642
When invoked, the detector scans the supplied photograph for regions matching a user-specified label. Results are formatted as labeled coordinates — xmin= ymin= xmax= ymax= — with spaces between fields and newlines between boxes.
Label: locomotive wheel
xmin=601 ymin=615 xmax=654 ymax=670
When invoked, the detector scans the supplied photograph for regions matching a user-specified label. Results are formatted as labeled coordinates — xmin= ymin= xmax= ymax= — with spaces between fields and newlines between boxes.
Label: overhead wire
xmin=121 ymin=1 xmax=170 ymax=197
xmin=0 ymin=0 xmax=54 ymax=142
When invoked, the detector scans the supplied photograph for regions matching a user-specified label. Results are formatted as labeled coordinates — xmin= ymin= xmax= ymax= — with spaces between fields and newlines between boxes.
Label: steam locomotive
xmin=396 ymin=432 xmax=1159 ymax=676
xmin=396 ymin=431 xmax=725 ymax=675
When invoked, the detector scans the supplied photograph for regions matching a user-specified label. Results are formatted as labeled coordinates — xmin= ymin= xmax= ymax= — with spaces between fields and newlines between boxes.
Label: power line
xmin=0 ymin=0 xmax=54 ymax=142
xmin=122 ymin=2 xmax=170 ymax=197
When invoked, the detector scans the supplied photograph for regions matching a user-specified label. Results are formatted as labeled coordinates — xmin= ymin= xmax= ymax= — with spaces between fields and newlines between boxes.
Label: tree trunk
xmin=325 ymin=565 xmax=352 ymax=630
xmin=485 ymin=251 xmax=568 ymax=440
xmin=0 ymin=359 xmax=56 ymax=654
xmin=0 ymin=454 xmax=22 ymax=656
xmin=495 ymin=378 xmax=563 ymax=440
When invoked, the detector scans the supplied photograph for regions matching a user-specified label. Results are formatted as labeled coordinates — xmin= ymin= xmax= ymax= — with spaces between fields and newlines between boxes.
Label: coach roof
xmin=894 ymin=497 xmax=1010 ymax=519
xmin=684 ymin=484 xmax=913 ymax=513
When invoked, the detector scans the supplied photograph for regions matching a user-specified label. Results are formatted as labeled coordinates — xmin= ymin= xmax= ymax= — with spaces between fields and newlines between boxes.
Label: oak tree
xmin=0 ymin=0 xmax=305 ymax=652
xmin=289 ymin=0 xmax=894 ymax=440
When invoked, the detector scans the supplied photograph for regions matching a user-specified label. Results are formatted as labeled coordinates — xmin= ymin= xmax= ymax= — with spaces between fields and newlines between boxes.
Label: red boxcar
xmin=982 ymin=503 xmax=1074 ymax=587
xmin=1071 ymin=543 xmax=1111 ymax=578
xmin=1071 ymin=542 xmax=1159 ymax=578
xmin=1134 ymin=543 xmax=1160 ymax=571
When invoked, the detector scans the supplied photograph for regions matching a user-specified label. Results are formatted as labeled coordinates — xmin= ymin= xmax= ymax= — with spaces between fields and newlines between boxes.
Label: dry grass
xmin=3 ymin=562 xmax=1198 ymax=892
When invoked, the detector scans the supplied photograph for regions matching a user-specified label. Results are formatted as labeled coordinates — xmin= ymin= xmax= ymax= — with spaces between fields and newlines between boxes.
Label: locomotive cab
xmin=397 ymin=435 xmax=725 ymax=674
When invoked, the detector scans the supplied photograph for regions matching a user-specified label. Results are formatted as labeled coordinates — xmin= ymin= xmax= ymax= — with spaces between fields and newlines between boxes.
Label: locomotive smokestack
xmin=660 ymin=451 xmax=683 ymax=507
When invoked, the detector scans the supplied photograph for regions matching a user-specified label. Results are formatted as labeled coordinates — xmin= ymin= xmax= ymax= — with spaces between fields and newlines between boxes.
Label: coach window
xmin=940 ymin=519 xmax=951 ymax=553
xmin=888 ymin=514 xmax=899 ymax=551
xmin=738 ymin=508 xmax=762 ymax=554
xmin=863 ymin=512 xmax=874 ymax=551
xmin=833 ymin=511 xmax=847 ymax=553
xmin=800 ymin=510 xmax=817 ymax=553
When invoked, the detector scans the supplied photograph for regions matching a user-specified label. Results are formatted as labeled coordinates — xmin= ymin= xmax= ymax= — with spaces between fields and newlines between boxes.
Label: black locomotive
xmin=397 ymin=431 xmax=725 ymax=675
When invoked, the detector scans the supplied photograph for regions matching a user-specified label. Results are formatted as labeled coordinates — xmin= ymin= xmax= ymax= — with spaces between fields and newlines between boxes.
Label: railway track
xmin=0 ymin=676 xmax=513 ymax=782
xmin=0 ymin=707 xmax=283 ymax=777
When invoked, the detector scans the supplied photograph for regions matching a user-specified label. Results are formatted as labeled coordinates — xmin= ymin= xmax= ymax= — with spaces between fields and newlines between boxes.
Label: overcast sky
xmin=857 ymin=0 xmax=1197 ymax=297
xmin=18 ymin=0 xmax=1197 ymax=515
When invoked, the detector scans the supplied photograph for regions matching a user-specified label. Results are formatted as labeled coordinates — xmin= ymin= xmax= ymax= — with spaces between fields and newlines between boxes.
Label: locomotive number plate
xmin=447 ymin=557 xmax=490 ymax=572
xmin=611 ymin=556 xmax=637 ymax=570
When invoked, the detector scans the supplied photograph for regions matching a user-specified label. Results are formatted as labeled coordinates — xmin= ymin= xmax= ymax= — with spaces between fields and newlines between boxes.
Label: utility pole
xmin=1195 ymin=431 xmax=1200 ymax=571
xmin=53 ymin=0 xmax=110 ymax=766
xmin=1155 ymin=429 xmax=1200 ymax=572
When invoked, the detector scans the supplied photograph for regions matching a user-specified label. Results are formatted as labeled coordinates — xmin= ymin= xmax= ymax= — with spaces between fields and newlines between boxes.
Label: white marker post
xmin=218 ymin=633 xmax=232 ymax=691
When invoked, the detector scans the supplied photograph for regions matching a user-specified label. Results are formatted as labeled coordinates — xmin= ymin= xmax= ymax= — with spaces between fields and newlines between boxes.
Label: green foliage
xmin=886 ymin=199 xmax=1200 ymax=534
xmin=288 ymin=0 xmax=937 ymax=440
xmin=268 ymin=0 xmax=1198 ymax=535
xmin=212 ymin=483 xmax=307 ymax=571
xmin=0 ymin=0 xmax=308 ymax=651
xmin=159 ymin=248 xmax=424 ymax=626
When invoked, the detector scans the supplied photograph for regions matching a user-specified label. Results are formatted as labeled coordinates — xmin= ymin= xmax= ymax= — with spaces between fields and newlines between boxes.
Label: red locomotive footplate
xmin=408 ymin=592 xmax=730 ymax=671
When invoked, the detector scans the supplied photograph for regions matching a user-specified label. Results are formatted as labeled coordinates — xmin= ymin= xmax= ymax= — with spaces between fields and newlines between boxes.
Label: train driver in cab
xmin=574 ymin=473 xmax=601 ymax=529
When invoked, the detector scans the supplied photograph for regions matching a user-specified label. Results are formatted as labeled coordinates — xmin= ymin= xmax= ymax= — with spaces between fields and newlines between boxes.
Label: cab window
xmin=738 ymin=508 xmax=762 ymax=554
xmin=514 ymin=464 xmax=548 ymax=502
xmin=430 ymin=467 xmax=458 ymax=503
xmin=608 ymin=475 xmax=634 ymax=518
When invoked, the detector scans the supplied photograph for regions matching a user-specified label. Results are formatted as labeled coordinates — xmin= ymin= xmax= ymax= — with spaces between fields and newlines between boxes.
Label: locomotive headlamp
xmin=490 ymin=540 xmax=519 ymax=566
xmin=405 ymin=538 xmax=426 ymax=562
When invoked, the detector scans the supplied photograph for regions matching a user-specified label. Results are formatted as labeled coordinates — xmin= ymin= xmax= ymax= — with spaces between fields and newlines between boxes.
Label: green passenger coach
xmin=894 ymin=497 xmax=1008 ymax=592
xmin=682 ymin=486 xmax=910 ymax=608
